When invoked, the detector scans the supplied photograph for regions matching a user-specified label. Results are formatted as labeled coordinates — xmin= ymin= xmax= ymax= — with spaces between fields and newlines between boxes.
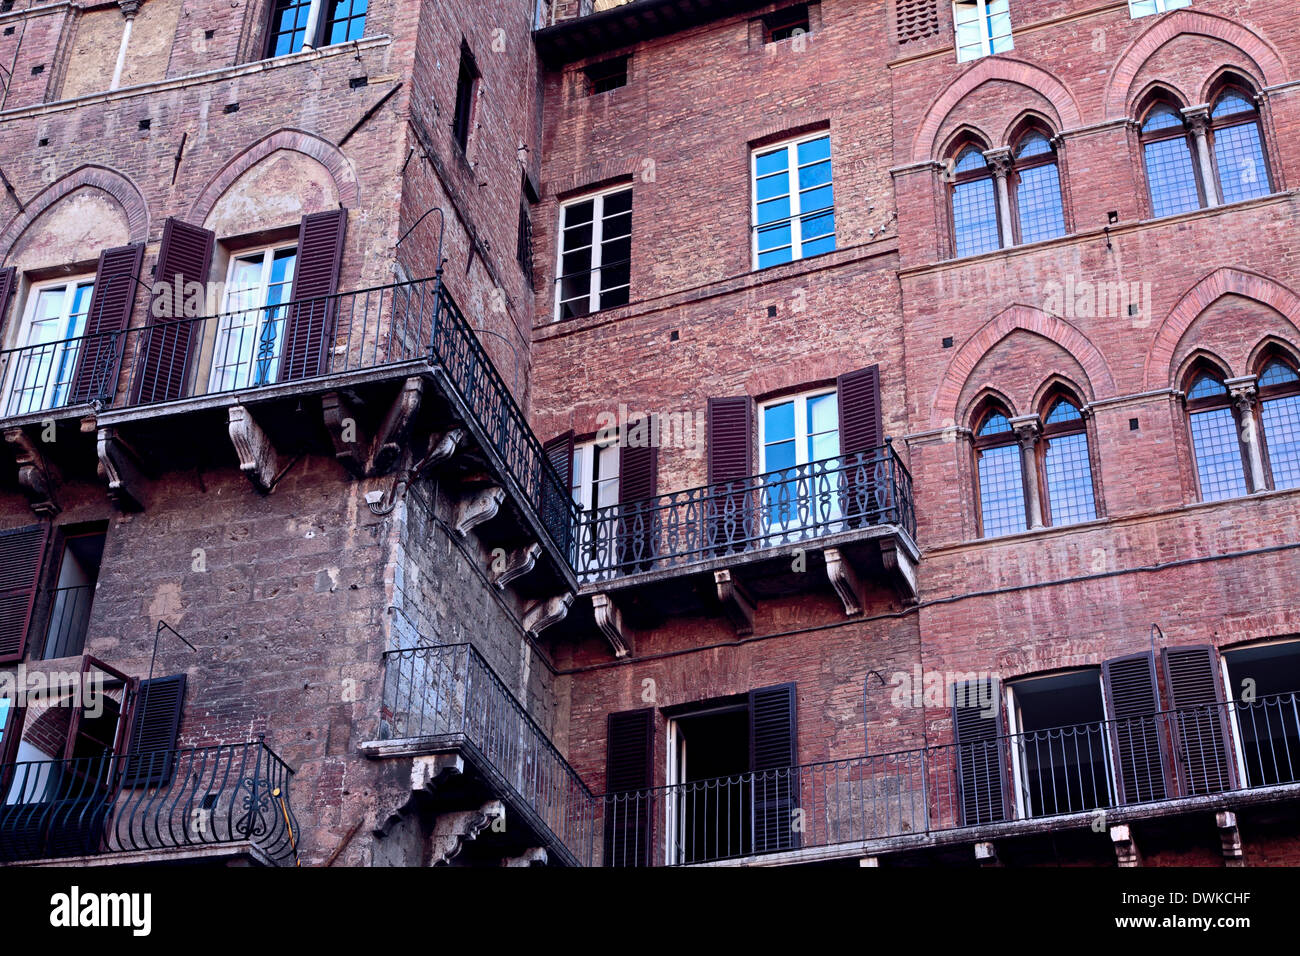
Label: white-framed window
xmin=1128 ymin=0 xmax=1190 ymax=18
xmin=953 ymin=0 xmax=1013 ymax=62
xmin=555 ymin=186 xmax=632 ymax=321
xmin=571 ymin=438 xmax=620 ymax=569
xmin=3 ymin=275 xmax=95 ymax=416
xmin=209 ymin=244 xmax=297 ymax=393
xmin=759 ymin=389 xmax=840 ymax=535
xmin=752 ymin=132 xmax=836 ymax=270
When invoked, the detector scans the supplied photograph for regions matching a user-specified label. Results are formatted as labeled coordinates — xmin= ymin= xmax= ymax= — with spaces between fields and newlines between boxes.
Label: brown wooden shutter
xmin=953 ymin=678 xmax=1006 ymax=826
xmin=0 ymin=524 xmax=47 ymax=664
xmin=122 ymin=674 xmax=186 ymax=787
xmin=1102 ymin=652 xmax=1170 ymax=804
xmin=542 ymin=430 xmax=575 ymax=490
xmin=280 ymin=209 xmax=347 ymax=382
xmin=1162 ymin=645 xmax=1236 ymax=795
xmin=707 ymin=396 xmax=752 ymax=552
xmin=131 ymin=219 xmax=215 ymax=405
xmin=618 ymin=422 xmax=658 ymax=572
xmin=0 ymin=267 xmax=17 ymax=338
xmin=604 ymin=707 xmax=653 ymax=866
xmin=69 ymin=243 xmax=144 ymax=405
xmin=837 ymin=365 xmax=883 ymax=525
xmin=749 ymin=682 xmax=799 ymax=853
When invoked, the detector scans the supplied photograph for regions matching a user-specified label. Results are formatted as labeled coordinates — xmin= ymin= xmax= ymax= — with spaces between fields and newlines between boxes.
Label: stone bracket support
xmin=96 ymin=426 xmax=145 ymax=512
xmin=592 ymin=592 xmax=632 ymax=658
xmin=715 ymin=569 xmax=755 ymax=636
xmin=228 ymin=405 xmax=280 ymax=494
xmin=4 ymin=427 xmax=60 ymax=517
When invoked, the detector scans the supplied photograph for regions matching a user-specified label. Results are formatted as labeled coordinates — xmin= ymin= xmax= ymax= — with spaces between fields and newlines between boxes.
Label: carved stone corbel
xmin=714 ymin=569 xmax=755 ymax=636
xmin=975 ymin=841 xmax=1000 ymax=867
xmin=454 ymin=485 xmax=505 ymax=537
xmin=880 ymin=537 xmax=919 ymax=604
xmin=4 ymin=427 xmax=59 ymax=517
xmin=523 ymin=592 xmax=572 ymax=639
xmin=370 ymin=377 xmax=424 ymax=476
xmin=492 ymin=542 xmax=540 ymax=590
xmin=823 ymin=547 xmax=863 ymax=616
xmin=1110 ymin=824 xmax=1141 ymax=867
xmin=1217 ymin=810 xmax=1245 ymax=867
xmin=374 ymin=754 xmax=465 ymax=838
xmin=429 ymin=800 xmax=504 ymax=866
xmin=501 ymin=847 xmax=548 ymax=867
xmin=227 ymin=405 xmax=280 ymax=493
xmin=592 ymin=592 xmax=632 ymax=658
xmin=322 ymin=391 xmax=369 ymax=479
xmin=96 ymin=426 xmax=145 ymax=512
xmin=422 ymin=426 xmax=469 ymax=472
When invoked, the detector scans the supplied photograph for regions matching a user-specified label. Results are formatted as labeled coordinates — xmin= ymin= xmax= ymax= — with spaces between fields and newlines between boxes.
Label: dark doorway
xmin=1009 ymin=670 xmax=1113 ymax=816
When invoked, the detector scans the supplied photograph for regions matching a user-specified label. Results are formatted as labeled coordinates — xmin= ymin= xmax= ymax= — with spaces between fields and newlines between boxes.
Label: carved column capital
xmin=981 ymin=147 xmax=1014 ymax=178
xmin=1180 ymin=105 xmax=1212 ymax=134
xmin=1009 ymin=415 xmax=1041 ymax=449
xmin=1226 ymin=375 xmax=1259 ymax=411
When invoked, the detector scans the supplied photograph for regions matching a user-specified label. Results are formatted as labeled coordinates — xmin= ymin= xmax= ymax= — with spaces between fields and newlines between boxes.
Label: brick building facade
xmin=0 ymin=0 xmax=1295 ymax=868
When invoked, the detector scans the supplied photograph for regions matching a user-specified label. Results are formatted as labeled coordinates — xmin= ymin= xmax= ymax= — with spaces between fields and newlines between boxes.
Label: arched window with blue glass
xmin=973 ymin=401 xmax=1027 ymax=537
xmin=1256 ymin=352 xmax=1300 ymax=491
xmin=1209 ymin=85 xmax=1273 ymax=205
xmin=751 ymin=132 xmax=836 ymax=270
xmin=950 ymin=142 xmax=1001 ymax=258
xmin=1140 ymin=98 xmax=1203 ymax=219
xmin=1038 ymin=392 xmax=1097 ymax=526
xmin=1184 ymin=364 xmax=1249 ymax=502
xmin=1010 ymin=129 xmax=1066 ymax=245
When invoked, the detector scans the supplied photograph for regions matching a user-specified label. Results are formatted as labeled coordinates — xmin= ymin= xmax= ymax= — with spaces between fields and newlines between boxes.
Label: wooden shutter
xmin=1102 ymin=652 xmax=1170 ymax=804
xmin=122 ymin=674 xmax=186 ymax=787
xmin=0 ymin=266 xmax=17 ymax=338
xmin=541 ymin=430 xmax=576 ymax=560
xmin=837 ymin=365 xmax=884 ymax=525
xmin=280 ymin=209 xmax=347 ymax=382
xmin=0 ymin=524 xmax=47 ymax=664
xmin=1162 ymin=645 xmax=1236 ymax=795
xmin=749 ymin=682 xmax=799 ymax=853
xmin=604 ymin=707 xmax=653 ymax=866
xmin=69 ymin=243 xmax=144 ymax=405
xmin=131 ymin=219 xmax=215 ymax=405
xmin=953 ymin=678 xmax=1007 ymax=826
xmin=707 ymin=396 xmax=752 ymax=552
xmin=618 ymin=424 xmax=658 ymax=571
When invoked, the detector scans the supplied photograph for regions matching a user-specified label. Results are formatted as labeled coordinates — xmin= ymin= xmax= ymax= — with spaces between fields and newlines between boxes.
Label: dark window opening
xmin=452 ymin=46 xmax=479 ymax=152
xmin=1009 ymin=670 xmax=1112 ymax=817
xmin=584 ymin=56 xmax=628 ymax=95
xmin=517 ymin=200 xmax=534 ymax=283
xmin=1223 ymin=642 xmax=1300 ymax=788
xmin=42 ymin=532 xmax=105 ymax=661
xmin=762 ymin=4 xmax=810 ymax=43
xmin=671 ymin=704 xmax=752 ymax=864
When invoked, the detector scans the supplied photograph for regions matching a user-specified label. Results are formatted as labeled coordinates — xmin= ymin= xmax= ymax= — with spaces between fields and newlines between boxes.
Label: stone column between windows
xmin=302 ymin=0 xmax=325 ymax=51
xmin=1011 ymin=415 xmax=1045 ymax=530
xmin=1182 ymin=105 xmax=1220 ymax=206
xmin=110 ymin=0 xmax=140 ymax=92
xmin=983 ymin=147 xmax=1016 ymax=245
xmin=1227 ymin=375 xmax=1267 ymax=492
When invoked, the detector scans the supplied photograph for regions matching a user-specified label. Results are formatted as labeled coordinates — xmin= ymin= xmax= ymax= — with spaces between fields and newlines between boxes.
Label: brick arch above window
xmin=187 ymin=128 xmax=360 ymax=225
xmin=0 ymin=165 xmax=149 ymax=263
xmin=1146 ymin=268 xmax=1300 ymax=390
xmin=1105 ymin=10 xmax=1287 ymax=119
xmin=932 ymin=305 xmax=1114 ymax=429
xmin=1248 ymin=336 xmax=1300 ymax=378
xmin=912 ymin=59 xmax=1082 ymax=164
xmin=1032 ymin=374 xmax=1090 ymax=419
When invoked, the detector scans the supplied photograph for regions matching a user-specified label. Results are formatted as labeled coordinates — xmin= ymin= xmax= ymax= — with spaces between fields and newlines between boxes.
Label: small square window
xmin=953 ymin=0 xmax=1013 ymax=62
xmin=762 ymin=4 xmax=810 ymax=44
xmin=452 ymin=45 xmax=479 ymax=152
xmin=584 ymin=56 xmax=629 ymax=96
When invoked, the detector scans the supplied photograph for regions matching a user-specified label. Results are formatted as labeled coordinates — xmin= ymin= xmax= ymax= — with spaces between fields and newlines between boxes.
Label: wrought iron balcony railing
xmin=0 ymin=739 xmax=298 ymax=865
xmin=380 ymin=643 xmax=598 ymax=866
xmin=599 ymin=693 xmax=1300 ymax=866
xmin=575 ymin=442 xmax=915 ymax=582
xmin=0 ymin=275 xmax=579 ymax=567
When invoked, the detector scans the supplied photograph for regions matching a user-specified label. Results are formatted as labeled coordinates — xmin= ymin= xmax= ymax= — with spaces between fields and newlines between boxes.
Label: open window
xmin=1222 ymin=640 xmax=1300 ymax=788
xmin=41 ymin=528 xmax=105 ymax=661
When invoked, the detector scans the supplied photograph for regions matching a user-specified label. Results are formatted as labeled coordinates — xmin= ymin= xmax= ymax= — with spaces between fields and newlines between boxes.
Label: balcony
xmin=571 ymin=445 xmax=918 ymax=649
xmin=0 ymin=276 xmax=578 ymax=591
xmin=364 ymin=643 xmax=598 ymax=866
xmin=599 ymin=693 xmax=1300 ymax=866
xmin=0 ymin=740 xmax=298 ymax=866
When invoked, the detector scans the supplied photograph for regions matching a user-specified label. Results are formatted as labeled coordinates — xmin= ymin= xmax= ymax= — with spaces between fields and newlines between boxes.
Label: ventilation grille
xmin=896 ymin=0 xmax=940 ymax=45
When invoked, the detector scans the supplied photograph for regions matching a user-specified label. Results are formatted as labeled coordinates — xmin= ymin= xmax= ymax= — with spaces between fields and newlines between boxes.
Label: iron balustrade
xmin=0 ymin=275 xmax=579 ymax=567
xmin=380 ymin=643 xmax=598 ymax=866
xmin=0 ymin=740 xmax=298 ymax=864
xmin=575 ymin=442 xmax=915 ymax=582
xmin=41 ymin=584 xmax=96 ymax=660
xmin=599 ymin=693 xmax=1300 ymax=866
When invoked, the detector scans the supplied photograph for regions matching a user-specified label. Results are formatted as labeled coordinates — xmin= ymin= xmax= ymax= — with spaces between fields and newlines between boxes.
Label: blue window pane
xmin=799 ymin=184 xmax=834 ymax=215
xmin=755 ymin=149 xmax=788 ymax=177
xmin=1144 ymin=138 xmax=1201 ymax=218
xmin=757 ymin=197 xmax=791 ymax=226
xmin=758 ymin=247 xmax=792 ymax=269
xmin=1214 ymin=121 xmax=1270 ymax=204
xmin=801 ymin=234 xmax=836 ymax=258
xmin=1212 ymin=92 xmax=1253 ymax=119
xmin=755 ymin=172 xmax=789 ymax=202
xmin=1045 ymin=400 xmax=1081 ymax=425
xmin=955 ymin=147 xmax=986 ymax=174
xmin=798 ymin=160 xmax=832 ymax=191
xmin=979 ymin=411 xmax=1011 ymax=436
xmin=1016 ymin=133 xmax=1051 ymax=159
xmin=1188 ymin=373 xmax=1226 ymax=401
xmin=1190 ymin=407 xmax=1248 ymax=501
xmin=326 ymin=0 xmax=368 ymax=44
xmin=765 ymin=439 xmax=797 ymax=473
xmin=1260 ymin=361 xmax=1299 ymax=387
xmin=1143 ymin=106 xmax=1184 ymax=134
xmin=797 ymin=136 xmax=830 ymax=164
xmin=765 ymin=401 xmax=796 ymax=443
xmin=953 ymin=177 xmax=1000 ymax=257
xmin=978 ymin=443 xmax=1027 ymax=537
xmin=801 ymin=210 xmax=834 ymax=238
xmin=1044 ymin=432 xmax=1097 ymax=526
xmin=1016 ymin=162 xmax=1066 ymax=244
xmin=1262 ymin=394 xmax=1300 ymax=490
